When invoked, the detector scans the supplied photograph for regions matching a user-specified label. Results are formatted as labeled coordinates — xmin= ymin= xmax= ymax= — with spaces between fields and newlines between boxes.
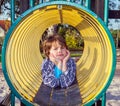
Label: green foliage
xmin=65 ymin=34 xmax=78 ymax=49
xmin=110 ymin=29 xmax=117 ymax=37
xmin=57 ymin=24 xmax=84 ymax=50
xmin=70 ymin=53 xmax=82 ymax=57
xmin=57 ymin=25 xmax=67 ymax=37
xmin=110 ymin=29 xmax=120 ymax=48
xmin=41 ymin=24 xmax=84 ymax=50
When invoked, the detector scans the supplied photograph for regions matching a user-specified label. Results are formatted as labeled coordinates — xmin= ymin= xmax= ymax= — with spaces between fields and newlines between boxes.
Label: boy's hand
xmin=62 ymin=50 xmax=70 ymax=72
xmin=63 ymin=50 xmax=70 ymax=63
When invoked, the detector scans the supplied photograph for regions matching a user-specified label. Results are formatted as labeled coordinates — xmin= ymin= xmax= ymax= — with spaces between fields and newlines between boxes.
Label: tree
xmin=0 ymin=0 xmax=4 ymax=13
xmin=109 ymin=0 xmax=117 ymax=10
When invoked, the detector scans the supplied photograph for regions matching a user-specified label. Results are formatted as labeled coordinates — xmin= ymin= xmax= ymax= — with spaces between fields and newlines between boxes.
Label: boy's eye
xmin=61 ymin=47 xmax=65 ymax=49
xmin=53 ymin=48 xmax=57 ymax=50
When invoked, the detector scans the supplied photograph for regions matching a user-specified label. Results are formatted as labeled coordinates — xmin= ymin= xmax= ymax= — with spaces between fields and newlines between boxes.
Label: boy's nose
xmin=58 ymin=48 xmax=62 ymax=53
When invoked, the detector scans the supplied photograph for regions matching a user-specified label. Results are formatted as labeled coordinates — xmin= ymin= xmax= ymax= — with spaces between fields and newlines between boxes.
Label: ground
xmin=106 ymin=56 xmax=120 ymax=106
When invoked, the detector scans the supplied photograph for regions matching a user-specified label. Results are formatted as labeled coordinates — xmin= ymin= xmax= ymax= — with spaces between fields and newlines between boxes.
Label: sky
xmin=0 ymin=2 xmax=10 ymax=20
xmin=108 ymin=0 xmax=120 ymax=30
xmin=0 ymin=0 xmax=120 ymax=30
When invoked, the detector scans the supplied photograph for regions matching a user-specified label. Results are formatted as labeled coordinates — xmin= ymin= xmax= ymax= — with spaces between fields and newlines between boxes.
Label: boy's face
xmin=49 ymin=41 xmax=67 ymax=60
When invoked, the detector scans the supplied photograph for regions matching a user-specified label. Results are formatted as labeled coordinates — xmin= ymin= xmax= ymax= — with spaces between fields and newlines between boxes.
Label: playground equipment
xmin=2 ymin=0 xmax=116 ymax=106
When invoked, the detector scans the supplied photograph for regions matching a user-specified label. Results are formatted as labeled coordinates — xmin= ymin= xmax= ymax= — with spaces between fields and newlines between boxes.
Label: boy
xmin=42 ymin=34 xmax=76 ymax=88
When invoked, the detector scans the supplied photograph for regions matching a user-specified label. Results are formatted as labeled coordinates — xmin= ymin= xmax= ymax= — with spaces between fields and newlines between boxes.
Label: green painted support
xmin=0 ymin=54 xmax=1 ymax=62
xmin=29 ymin=0 xmax=34 ymax=7
xmin=70 ymin=0 xmax=74 ymax=2
xmin=11 ymin=0 xmax=15 ymax=24
xmin=85 ymin=0 xmax=91 ymax=9
xmin=80 ymin=0 xmax=84 ymax=5
xmin=10 ymin=92 xmax=15 ymax=106
xmin=39 ymin=0 xmax=44 ymax=3
xmin=102 ymin=93 xmax=106 ymax=106
xmin=104 ymin=0 xmax=109 ymax=26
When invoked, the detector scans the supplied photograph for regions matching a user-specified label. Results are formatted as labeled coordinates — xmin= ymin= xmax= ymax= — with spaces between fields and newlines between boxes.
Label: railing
xmin=10 ymin=0 xmax=109 ymax=25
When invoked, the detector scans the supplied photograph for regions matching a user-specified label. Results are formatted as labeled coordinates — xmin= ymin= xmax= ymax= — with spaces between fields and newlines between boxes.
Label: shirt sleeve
xmin=59 ymin=58 xmax=76 ymax=88
xmin=41 ymin=60 xmax=60 ymax=88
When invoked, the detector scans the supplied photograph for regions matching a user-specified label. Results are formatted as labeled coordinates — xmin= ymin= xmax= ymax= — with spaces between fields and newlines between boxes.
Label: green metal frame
xmin=10 ymin=0 xmax=109 ymax=25
xmin=104 ymin=0 xmax=109 ymax=25
xmin=102 ymin=93 xmax=106 ymax=106
xmin=2 ymin=0 xmax=116 ymax=106
xmin=11 ymin=0 xmax=15 ymax=24
xmin=10 ymin=91 xmax=15 ymax=106
xmin=85 ymin=0 xmax=91 ymax=9
xmin=29 ymin=0 xmax=34 ymax=7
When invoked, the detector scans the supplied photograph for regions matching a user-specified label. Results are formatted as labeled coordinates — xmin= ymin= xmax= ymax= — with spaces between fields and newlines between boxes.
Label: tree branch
xmin=0 ymin=0 xmax=4 ymax=13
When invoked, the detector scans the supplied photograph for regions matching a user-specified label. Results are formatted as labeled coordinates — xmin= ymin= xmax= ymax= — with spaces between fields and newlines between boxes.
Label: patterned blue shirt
xmin=41 ymin=58 xmax=76 ymax=88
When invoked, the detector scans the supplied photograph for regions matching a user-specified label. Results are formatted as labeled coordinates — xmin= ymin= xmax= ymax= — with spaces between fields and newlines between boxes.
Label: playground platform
xmin=0 ymin=56 xmax=120 ymax=106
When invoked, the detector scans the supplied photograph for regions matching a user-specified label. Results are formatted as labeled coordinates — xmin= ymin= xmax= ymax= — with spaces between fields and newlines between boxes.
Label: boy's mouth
xmin=57 ymin=54 xmax=63 ymax=56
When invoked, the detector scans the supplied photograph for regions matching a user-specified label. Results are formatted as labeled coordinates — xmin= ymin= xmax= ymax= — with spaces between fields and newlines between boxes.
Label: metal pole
xmin=116 ymin=24 xmax=119 ymax=48
xmin=104 ymin=0 xmax=109 ymax=26
xmin=10 ymin=92 xmax=15 ymax=106
xmin=39 ymin=0 xmax=44 ymax=3
xmin=11 ymin=0 xmax=15 ymax=24
xmin=102 ymin=93 xmax=106 ymax=106
xmin=29 ymin=0 xmax=34 ymax=7
xmin=85 ymin=0 xmax=91 ymax=9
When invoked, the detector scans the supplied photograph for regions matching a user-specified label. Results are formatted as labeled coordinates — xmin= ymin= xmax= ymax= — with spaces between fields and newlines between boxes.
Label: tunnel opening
xmin=2 ymin=3 xmax=116 ymax=106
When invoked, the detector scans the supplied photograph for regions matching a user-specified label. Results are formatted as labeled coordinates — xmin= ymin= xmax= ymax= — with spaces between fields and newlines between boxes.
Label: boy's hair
xmin=42 ymin=34 xmax=68 ymax=57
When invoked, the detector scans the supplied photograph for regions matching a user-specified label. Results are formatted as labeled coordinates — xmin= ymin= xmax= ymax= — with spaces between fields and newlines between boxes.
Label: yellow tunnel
xmin=2 ymin=2 xmax=116 ymax=106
